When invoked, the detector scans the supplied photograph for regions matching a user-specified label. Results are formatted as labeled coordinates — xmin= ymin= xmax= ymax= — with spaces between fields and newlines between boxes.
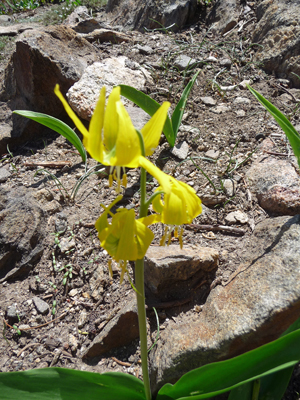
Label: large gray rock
xmin=67 ymin=57 xmax=152 ymax=126
xmin=82 ymin=294 xmax=139 ymax=358
xmin=246 ymin=140 xmax=300 ymax=215
xmin=0 ymin=186 xmax=45 ymax=282
xmin=207 ymin=0 xmax=240 ymax=34
xmin=149 ymin=214 xmax=300 ymax=393
xmin=253 ymin=0 xmax=300 ymax=87
xmin=105 ymin=0 xmax=197 ymax=32
xmin=0 ymin=25 xmax=98 ymax=153
xmin=144 ymin=245 xmax=218 ymax=301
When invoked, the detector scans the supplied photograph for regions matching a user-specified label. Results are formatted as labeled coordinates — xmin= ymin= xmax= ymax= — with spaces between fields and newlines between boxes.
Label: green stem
xmin=135 ymin=258 xmax=152 ymax=400
xmin=135 ymin=128 xmax=152 ymax=399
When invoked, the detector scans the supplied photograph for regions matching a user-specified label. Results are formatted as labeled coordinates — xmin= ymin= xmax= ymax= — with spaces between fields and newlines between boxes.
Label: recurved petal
xmin=141 ymin=102 xmax=170 ymax=156
xmin=138 ymin=156 xmax=171 ymax=194
xmin=85 ymin=86 xmax=106 ymax=162
xmin=54 ymin=84 xmax=89 ymax=137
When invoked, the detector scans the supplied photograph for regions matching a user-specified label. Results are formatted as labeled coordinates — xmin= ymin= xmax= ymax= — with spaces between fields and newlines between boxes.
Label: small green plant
xmin=58 ymin=263 xmax=73 ymax=285
xmin=247 ymin=85 xmax=300 ymax=169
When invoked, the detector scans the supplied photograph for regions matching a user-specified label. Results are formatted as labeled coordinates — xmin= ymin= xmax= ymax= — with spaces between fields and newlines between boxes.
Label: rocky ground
xmin=1 ymin=2 xmax=300 ymax=399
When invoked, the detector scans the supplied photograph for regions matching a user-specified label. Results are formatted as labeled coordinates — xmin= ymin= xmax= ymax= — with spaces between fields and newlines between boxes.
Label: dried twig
xmin=24 ymin=161 xmax=71 ymax=168
xmin=186 ymin=224 xmax=246 ymax=235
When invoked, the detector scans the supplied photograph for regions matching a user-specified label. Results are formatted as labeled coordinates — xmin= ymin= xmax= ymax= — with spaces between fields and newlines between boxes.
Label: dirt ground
xmin=1 ymin=2 xmax=300 ymax=399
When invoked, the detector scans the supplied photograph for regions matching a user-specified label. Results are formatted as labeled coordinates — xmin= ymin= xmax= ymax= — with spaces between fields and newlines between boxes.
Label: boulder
xmin=66 ymin=57 xmax=153 ymax=126
xmin=105 ymin=0 xmax=197 ymax=32
xmin=149 ymin=214 xmax=300 ymax=393
xmin=0 ymin=186 xmax=45 ymax=282
xmin=207 ymin=0 xmax=240 ymax=34
xmin=0 ymin=25 xmax=98 ymax=153
xmin=246 ymin=140 xmax=300 ymax=215
xmin=252 ymin=0 xmax=300 ymax=87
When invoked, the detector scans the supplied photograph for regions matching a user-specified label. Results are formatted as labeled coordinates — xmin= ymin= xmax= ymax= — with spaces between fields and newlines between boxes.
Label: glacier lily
xmin=54 ymin=84 xmax=170 ymax=192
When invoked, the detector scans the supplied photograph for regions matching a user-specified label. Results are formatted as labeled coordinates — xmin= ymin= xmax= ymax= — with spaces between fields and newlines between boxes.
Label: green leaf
xmin=13 ymin=111 xmax=87 ymax=164
xmin=229 ymin=315 xmax=300 ymax=400
xmin=0 ymin=368 xmax=146 ymax=400
xmin=119 ymin=85 xmax=175 ymax=146
xmin=156 ymin=329 xmax=300 ymax=400
xmin=171 ymin=71 xmax=199 ymax=137
xmin=247 ymin=85 xmax=300 ymax=169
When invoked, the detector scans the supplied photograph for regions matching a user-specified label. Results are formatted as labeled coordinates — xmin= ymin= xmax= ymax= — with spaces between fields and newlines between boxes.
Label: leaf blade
xmin=13 ymin=111 xmax=87 ymax=164
xmin=156 ymin=329 xmax=300 ymax=400
xmin=119 ymin=85 xmax=175 ymax=146
xmin=0 ymin=368 xmax=146 ymax=400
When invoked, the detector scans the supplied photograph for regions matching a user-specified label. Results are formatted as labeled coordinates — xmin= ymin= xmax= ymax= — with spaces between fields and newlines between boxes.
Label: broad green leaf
xmin=0 ymin=368 xmax=146 ymax=400
xmin=171 ymin=71 xmax=199 ymax=137
xmin=156 ymin=329 xmax=300 ymax=400
xmin=229 ymin=315 xmax=300 ymax=400
xmin=119 ymin=85 xmax=175 ymax=146
xmin=13 ymin=111 xmax=87 ymax=164
xmin=247 ymin=85 xmax=300 ymax=169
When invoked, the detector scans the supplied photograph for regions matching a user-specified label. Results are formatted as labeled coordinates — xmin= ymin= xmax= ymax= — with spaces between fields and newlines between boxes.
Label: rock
xmin=204 ymin=149 xmax=220 ymax=159
xmin=78 ymin=309 xmax=88 ymax=328
xmin=0 ymin=25 xmax=98 ymax=153
xmin=60 ymin=237 xmax=76 ymax=254
xmin=105 ymin=0 xmax=197 ymax=32
xmin=173 ymin=55 xmax=200 ymax=71
xmin=149 ymin=214 xmax=300 ymax=392
xmin=0 ymin=167 xmax=11 ymax=183
xmin=252 ymin=0 xmax=300 ymax=87
xmin=80 ymin=29 xmax=132 ymax=44
xmin=200 ymin=96 xmax=217 ymax=106
xmin=222 ymin=178 xmax=236 ymax=197
xmin=207 ymin=0 xmax=240 ymax=34
xmin=83 ymin=294 xmax=139 ymax=358
xmin=239 ymin=79 xmax=252 ymax=89
xmin=0 ymin=186 xmax=45 ymax=282
xmin=225 ymin=210 xmax=249 ymax=225
xmin=233 ymin=96 xmax=251 ymax=104
xmin=0 ymin=23 xmax=41 ymax=37
xmin=246 ymin=153 xmax=300 ymax=215
xmin=135 ymin=44 xmax=153 ymax=55
xmin=66 ymin=57 xmax=152 ymax=121
xmin=170 ymin=141 xmax=189 ymax=160
xmin=219 ymin=58 xmax=232 ymax=68
xmin=201 ymin=194 xmax=227 ymax=207
xmin=6 ymin=304 xmax=20 ymax=321
xmin=236 ymin=109 xmax=246 ymax=117
xmin=55 ymin=212 xmax=67 ymax=234
xmin=144 ymin=245 xmax=219 ymax=301
xmin=32 ymin=297 xmax=49 ymax=315
xmin=210 ymin=105 xmax=231 ymax=114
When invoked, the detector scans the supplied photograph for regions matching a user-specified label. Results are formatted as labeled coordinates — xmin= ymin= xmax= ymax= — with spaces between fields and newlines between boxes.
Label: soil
xmin=1 ymin=2 xmax=300 ymax=399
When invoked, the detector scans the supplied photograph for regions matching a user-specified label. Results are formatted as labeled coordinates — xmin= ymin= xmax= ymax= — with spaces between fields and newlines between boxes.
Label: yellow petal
xmin=152 ymin=178 xmax=202 ymax=225
xmin=138 ymin=156 xmax=171 ymax=194
xmin=135 ymin=219 xmax=154 ymax=259
xmin=54 ymin=84 xmax=89 ymax=137
xmin=103 ymin=87 xmax=120 ymax=152
xmin=141 ymin=102 xmax=170 ymax=156
xmin=112 ymin=101 xmax=141 ymax=166
xmin=84 ymin=86 xmax=106 ymax=162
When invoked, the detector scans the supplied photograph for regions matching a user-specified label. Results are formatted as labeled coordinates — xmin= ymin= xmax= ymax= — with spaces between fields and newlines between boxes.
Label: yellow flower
xmin=152 ymin=177 xmax=202 ymax=247
xmin=95 ymin=196 xmax=159 ymax=282
xmin=54 ymin=84 xmax=170 ymax=192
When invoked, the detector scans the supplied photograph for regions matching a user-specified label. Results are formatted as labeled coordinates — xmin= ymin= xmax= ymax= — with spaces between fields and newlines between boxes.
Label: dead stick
xmin=111 ymin=356 xmax=132 ymax=367
xmin=186 ymin=224 xmax=245 ymax=235
xmin=24 ymin=161 xmax=71 ymax=168
xmin=3 ymin=312 xmax=67 ymax=331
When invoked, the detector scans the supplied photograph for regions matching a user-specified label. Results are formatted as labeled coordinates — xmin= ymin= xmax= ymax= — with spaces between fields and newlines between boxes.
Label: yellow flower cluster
xmin=55 ymin=84 xmax=202 ymax=281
